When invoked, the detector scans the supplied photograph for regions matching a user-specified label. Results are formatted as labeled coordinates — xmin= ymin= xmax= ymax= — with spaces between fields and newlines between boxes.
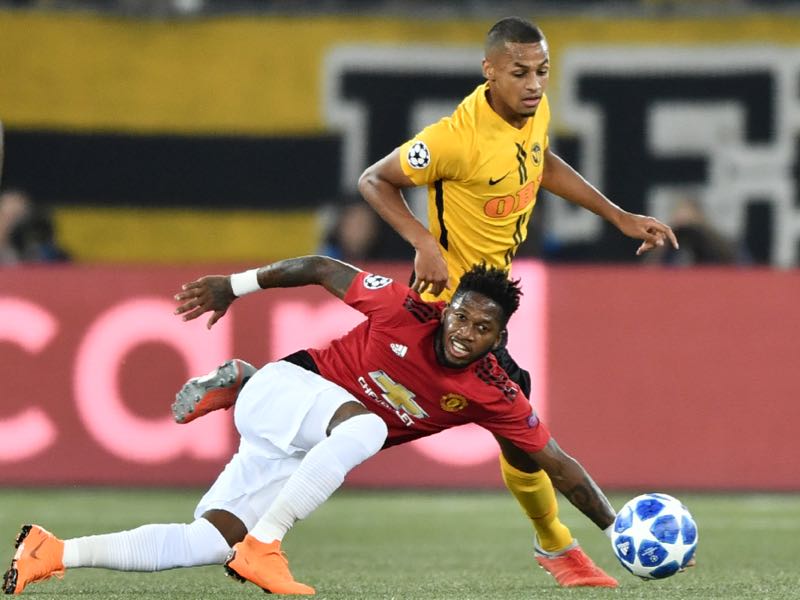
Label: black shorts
xmin=280 ymin=349 xmax=320 ymax=374
xmin=491 ymin=331 xmax=532 ymax=398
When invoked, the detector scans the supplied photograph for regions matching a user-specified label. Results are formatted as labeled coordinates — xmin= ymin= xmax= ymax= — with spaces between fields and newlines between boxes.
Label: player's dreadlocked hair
xmin=452 ymin=264 xmax=522 ymax=327
xmin=485 ymin=17 xmax=544 ymax=53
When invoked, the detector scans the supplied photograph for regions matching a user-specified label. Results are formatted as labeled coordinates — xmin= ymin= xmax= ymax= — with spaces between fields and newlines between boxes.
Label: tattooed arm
xmin=173 ymin=255 xmax=361 ymax=329
xmin=529 ymin=438 xmax=616 ymax=530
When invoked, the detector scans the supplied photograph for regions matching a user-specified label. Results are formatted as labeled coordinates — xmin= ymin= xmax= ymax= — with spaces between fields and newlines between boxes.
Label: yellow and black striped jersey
xmin=399 ymin=82 xmax=550 ymax=302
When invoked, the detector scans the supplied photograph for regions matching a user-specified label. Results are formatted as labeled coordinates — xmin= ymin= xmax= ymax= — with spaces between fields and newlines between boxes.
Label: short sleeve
xmin=478 ymin=402 xmax=552 ymax=453
xmin=399 ymin=117 xmax=469 ymax=185
xmin=343 ymin=271 xmax=414 ymax=326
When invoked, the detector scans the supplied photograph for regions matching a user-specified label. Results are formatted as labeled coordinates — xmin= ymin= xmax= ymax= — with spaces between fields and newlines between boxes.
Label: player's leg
xmin=223 ymin=361 xmax=387 ymax=595
xmin=495 ymin=437 xmax=617 ymax=588
xmin=2 ymin=512 xmax=236 ymax=594
xmin=247 ymin=400 xmax=383 ymax=543
xmin=491 ymin=340 xmax=572 ymax=549
xmin=3 ymin=361 xmax=335 ymax=595
xmin=494 ymin=434 xmax=571 ymax=550
xmin=3 ymin=432 xmax=274 ymax=595
xmin=64 ymin=517 xmax=231 ymax=571
xmin=492 ymin=342 xmax=617 ymax=588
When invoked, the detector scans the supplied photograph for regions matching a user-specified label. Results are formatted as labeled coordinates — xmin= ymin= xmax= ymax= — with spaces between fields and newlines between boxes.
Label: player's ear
xmin=492 ymin=329 xmax=506 ymax=351
xmin=482 ymin=58 xmax=494 ymax=81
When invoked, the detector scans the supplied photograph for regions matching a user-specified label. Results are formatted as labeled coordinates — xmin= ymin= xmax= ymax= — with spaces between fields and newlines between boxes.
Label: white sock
xmin=62 ymin=518 xmax=230 ymax=571
xmin=250 ymin=413 xmax=387 ymax=543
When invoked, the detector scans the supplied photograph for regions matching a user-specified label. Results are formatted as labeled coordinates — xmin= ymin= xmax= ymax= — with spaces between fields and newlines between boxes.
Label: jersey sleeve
xmin=478 ymin=397 xmax=552 ymax=453
xmin=398 ymin=117 xmax=470 ymax=185
xmin=343 ymin=271 xmax=415 ymax=327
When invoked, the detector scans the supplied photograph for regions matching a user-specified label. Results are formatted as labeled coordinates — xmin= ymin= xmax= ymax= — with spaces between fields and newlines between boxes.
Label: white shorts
xmin=194 ymin=360 xmax=359 ymax=530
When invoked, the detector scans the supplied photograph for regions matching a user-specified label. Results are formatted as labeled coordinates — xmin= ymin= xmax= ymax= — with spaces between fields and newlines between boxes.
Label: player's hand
xmin=617 ymin=212 xmax=679 ymax=256
xmin=412 ymin=240 xmax=451 ymax=296
xmin=174 ymin=275 xmax=235 ymax=329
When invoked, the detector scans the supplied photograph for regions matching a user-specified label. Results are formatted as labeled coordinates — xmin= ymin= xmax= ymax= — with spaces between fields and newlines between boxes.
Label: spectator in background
xmin=11 ymin=205 xmax=71 ymax=263
xmin=318 ymin=198 xmax=381 ymax=262
xmin=0 ymin=119 xmax=4 ymax=186
xmin=0 ymin=189 xmax=32 ymax=265
xmin=647 ymin=195 xmax=747 ymax=266
xmin=0 ymin=189 xmax=70 ymax=265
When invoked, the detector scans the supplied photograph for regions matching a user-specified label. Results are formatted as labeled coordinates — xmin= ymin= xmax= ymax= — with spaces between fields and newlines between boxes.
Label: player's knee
xmin=331 ymin=411 xmax=387 ymax=458
xmin=327 ymin=400 xmax=372 ymax=433
xmin=496 ymin=435 xmax=542 ymax=473
xmin=357 ymin=412 xmax=388 ymax=455
xmin=200 ymin=509 xmax=247 ymax=547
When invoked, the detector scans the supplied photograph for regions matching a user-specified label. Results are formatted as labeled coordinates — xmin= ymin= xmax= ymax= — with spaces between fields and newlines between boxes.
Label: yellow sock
xmin=499 ymin=454 xmax=573 ymax=553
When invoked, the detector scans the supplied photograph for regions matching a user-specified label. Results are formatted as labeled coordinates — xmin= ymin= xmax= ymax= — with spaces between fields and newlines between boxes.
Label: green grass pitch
xmin=1 ymin=488 xmax=798 ymax=599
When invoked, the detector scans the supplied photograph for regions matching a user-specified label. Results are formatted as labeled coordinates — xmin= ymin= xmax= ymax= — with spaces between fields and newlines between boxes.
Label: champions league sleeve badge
xmin=406 ymin=140 xmax=431 ymax=169
xmin=363 ymin=274 xmax=393 ymax=289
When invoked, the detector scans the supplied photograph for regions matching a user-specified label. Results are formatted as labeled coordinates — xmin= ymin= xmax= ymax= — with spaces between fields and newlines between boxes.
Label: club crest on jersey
xmin=390 ymin=343 xmax=408 ymax=358
xmin=531 ymin=142 xmax=542 ymax=166
xmin=440 ymin=393 xmax=468 ymax=413
xmin=363 ymin=274 xmax=392 ymax=289
xmin=406 ymin=140 xmax=430 ymax=169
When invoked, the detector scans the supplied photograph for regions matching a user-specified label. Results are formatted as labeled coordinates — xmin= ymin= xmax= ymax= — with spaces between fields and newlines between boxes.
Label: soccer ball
xmin=611 ymin=493 xmax=698 ymax=580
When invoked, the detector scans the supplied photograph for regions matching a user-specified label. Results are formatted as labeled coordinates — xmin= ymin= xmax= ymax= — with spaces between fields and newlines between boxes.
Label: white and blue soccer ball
xmin=611 ymin=493 xmax=698 ymax=580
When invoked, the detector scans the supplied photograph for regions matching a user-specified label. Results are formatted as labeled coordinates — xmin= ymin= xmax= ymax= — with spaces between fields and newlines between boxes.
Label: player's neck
xmin=485 ymin=87 xmax=529 ymax=130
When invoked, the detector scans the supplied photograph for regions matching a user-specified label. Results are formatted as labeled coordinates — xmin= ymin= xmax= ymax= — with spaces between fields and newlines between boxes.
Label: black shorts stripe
xmin=515 ymin=143 xmax=528 ymax=184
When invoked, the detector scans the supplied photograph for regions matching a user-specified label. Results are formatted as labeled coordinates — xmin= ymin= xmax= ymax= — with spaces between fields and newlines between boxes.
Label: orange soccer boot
xmin=535 ymin=542 xmax=618 ymax=588
xmin=3 ymin=525 xmax=65 ymax=595
xmin=172 ymin=359 xmax=257 ymax=424
xmin=224 ymin=535 xmax=315 ymax=595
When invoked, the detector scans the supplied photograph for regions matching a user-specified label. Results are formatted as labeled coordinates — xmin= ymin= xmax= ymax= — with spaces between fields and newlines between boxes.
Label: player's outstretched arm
xmin=174 ymin=255 xmax=361 ymax=328
xmin=359 ymin=149 xmax=450 ymax=296
xmin=528 ymin=437 xmax=616 ymax=531
xmin=540 ymin=148 xmax=678 ymax=256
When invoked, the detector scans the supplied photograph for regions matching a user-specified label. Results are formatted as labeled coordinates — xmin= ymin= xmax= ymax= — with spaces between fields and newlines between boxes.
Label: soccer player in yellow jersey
xmin=358 ymin=17 xmax=679 ymax=588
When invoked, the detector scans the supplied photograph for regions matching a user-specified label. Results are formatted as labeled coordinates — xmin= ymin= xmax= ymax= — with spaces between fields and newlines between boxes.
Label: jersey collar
xmin=477 ymin=82 xmax=536 ymax=135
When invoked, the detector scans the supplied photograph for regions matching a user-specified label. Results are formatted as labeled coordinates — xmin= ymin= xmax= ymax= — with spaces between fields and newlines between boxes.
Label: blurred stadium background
xmin=1 ymin=0 xmax=799 ymax=597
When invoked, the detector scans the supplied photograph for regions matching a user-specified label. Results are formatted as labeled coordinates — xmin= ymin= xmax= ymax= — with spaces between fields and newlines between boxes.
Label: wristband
xmin=229 ymin=269 xmax=261 ymax=297
xmin=603 ymin=523 xmax=615 ymax=539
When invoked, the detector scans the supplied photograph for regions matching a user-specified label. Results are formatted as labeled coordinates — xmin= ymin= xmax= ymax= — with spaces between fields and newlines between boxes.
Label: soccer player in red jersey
xmin=4 ymin=255 xmax=616 ymax=595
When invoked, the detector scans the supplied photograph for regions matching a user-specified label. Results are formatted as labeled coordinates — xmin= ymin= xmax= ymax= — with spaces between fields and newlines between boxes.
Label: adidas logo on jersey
xmin=390 ymin=343 xmax=408 ymax=358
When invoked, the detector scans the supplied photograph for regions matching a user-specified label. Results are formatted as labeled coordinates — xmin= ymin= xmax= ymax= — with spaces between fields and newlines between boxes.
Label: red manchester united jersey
xmin=307 ymin=271 xmax=550 ymax=453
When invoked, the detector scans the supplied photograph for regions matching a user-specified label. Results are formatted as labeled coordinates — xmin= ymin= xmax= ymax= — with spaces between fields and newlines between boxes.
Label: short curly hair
xmin=452 ymin=264 xmax=522 ymax=327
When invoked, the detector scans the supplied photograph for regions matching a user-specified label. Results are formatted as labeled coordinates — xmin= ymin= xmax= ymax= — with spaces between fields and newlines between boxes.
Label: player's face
xmin=482 ymin=40 xmax=550 ymax=128
xmin=436 ymin=291 xmax=504 ymax=369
